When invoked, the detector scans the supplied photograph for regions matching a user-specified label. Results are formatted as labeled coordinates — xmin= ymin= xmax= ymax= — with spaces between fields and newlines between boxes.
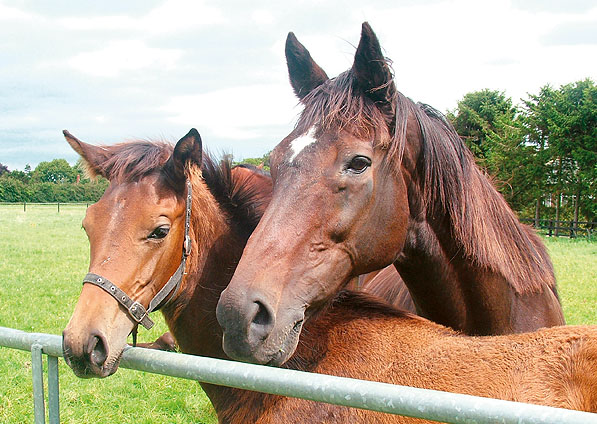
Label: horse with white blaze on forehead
xmin=216 ymin=22 xmax=565 ymax=367
xmin=61 ymin=129 xmax=597 ymax=422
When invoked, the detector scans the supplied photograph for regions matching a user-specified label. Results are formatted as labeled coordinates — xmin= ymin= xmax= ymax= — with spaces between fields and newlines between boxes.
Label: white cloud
xmin=59 ymin=15 xmax=135 ymax=31
xmin=344 ymin=0 xmax=597 ymax=110
xmin=252 ymin=10 xmax=275 ymax=25
xmin=59 ymin=0 xmax=226 ymax=35
xmin=161 ymin=83 xmax=299 ymax=140
xmin=0 ymin=3 xmax=36 ymax=21
xmin=67 ymin=40 xmax=183 ymax=77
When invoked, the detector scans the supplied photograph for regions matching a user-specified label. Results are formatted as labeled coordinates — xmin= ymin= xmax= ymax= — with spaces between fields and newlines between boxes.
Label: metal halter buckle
xmin=128 ymin=301 xmax=148 ymax=323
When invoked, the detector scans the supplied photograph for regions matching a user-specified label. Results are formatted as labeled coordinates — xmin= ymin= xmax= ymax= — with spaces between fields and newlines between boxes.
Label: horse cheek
xmin=356 ymin=178 xmax=408 ymax=272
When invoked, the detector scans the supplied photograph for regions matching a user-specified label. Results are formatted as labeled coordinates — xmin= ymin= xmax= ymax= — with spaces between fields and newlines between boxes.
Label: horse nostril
xmin=249 ymin=300 xmax=275 ymax=342
xmin=253 ymin=301 xmax=272 ymax=326
xmin=87 ymin=334 xmax=108 ymax=368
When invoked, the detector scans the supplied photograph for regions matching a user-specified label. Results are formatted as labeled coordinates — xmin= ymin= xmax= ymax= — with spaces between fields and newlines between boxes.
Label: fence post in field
xmin=548 ymin=220 xmax=553 ymax=237
xmin=47 ymin=356 xmax=60 ymax=424
xmin=57 ymin=203 xmax=60 ymax=213
xmin=31 ymin=344 xmax=45 ymax=424
xmin=24 ymin=202 xmax=26 ymax=212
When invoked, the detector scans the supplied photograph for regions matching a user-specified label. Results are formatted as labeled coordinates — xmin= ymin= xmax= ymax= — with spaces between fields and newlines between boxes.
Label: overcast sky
xmin=1 ymin=0 xmax=596 ymax=170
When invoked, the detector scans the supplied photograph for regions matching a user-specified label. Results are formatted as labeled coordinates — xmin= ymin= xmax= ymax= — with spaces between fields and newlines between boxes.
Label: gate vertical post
xmin=31 ymin=344 xmax=46 ymax=424
xmin=48 ymin=355 xmax=60 ymax=424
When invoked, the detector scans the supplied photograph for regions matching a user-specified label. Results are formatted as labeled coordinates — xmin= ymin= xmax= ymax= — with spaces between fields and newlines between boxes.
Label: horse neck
xmin=158 ymin=175 xmax=271 ymax=421
xmin=159 ymin=177 xmax=234 ymax=357
xmin=394 ymin=102 xmax=559 ymax=334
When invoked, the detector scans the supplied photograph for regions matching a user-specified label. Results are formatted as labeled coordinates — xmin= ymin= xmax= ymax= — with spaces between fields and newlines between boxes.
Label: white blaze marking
xmin=288 ymin=127 xmax=317 ymax=163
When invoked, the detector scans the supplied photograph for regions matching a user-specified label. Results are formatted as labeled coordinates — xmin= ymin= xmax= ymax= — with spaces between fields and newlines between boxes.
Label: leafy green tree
xmin=550 ymin=79 xmax=597 ymax=223
xmin=31 ymin=159 xmax=77 ymax=184
xmin=520 ymin=85 xmax=559 ymax=224
xmin=2 ymin=169 xmax=31 ymax=183
xmin=522 ymin=79 xmax=597 ymax=227
xmin=0 ymin=177 xmax=30 ymax=202
xmin=448 ymin=89 xmax=517 ymax=164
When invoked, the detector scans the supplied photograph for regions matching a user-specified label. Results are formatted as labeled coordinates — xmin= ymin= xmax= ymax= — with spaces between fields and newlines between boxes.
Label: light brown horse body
xmin=61 ymin=131 xmax=597 ymax=422
xmin=216 ymin=23 xmax=564 ymax=366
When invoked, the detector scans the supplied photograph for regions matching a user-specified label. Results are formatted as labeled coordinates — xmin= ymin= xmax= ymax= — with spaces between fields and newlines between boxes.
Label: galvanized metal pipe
xmin=31 ymin=344 xmax=45 ymax=424
xmin=1 ymin=327 xmax=596 ymax=424
xmin=120 ymin=346 xmax=597 ymax=424
xmin=47 ymin=355 xmax=60 ymax=424
xmin=0 ymin=327 xmax=62 ymax=357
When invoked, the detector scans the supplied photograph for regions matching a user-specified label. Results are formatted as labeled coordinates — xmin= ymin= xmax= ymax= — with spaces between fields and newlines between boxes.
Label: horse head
xmin=217 ymin=23 xmax=410 ymax=365
xmin=62 ymin=129 xmax=202 ymax=377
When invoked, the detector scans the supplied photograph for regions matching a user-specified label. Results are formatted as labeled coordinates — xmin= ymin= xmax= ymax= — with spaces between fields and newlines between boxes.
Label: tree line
xmin=448 ymin=78 xmax=595 ymax=224
xmin=0 ymin=159 xmax=108 ymax=203
xmin=1 ymin=78 xmax=595 ymax=223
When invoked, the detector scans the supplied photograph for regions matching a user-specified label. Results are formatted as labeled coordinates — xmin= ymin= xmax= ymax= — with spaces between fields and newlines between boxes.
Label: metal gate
xmin=1 ymin=326 xmax=595 ymax=424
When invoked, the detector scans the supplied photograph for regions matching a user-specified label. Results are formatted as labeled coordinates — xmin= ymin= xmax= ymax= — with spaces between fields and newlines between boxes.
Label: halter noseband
xmin=82 ymin=179 xmax=193 ymax=332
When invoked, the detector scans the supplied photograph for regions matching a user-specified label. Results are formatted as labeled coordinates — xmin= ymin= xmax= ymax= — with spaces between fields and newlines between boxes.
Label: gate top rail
xmin=1 ymin=326 xmax=596 ymax=424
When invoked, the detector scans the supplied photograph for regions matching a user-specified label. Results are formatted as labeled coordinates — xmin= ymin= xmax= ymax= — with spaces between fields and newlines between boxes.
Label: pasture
xmin=0 ymin=204 xmax=595 ymax=423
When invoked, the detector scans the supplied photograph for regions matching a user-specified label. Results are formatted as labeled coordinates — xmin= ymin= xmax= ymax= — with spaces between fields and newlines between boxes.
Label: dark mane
xmin=297 ymin=66 xmax=554 ymax=294
xmin=96 ymin=140 xmax=270 ymax=237
xmin=201 ymin=159 xmax=272 ymax=237
xmin=330 ymin=290 xmax=416 ymax=320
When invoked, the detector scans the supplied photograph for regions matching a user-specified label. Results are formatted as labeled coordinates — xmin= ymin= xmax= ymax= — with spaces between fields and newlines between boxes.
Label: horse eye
xmin=148 ymin=225 xmax=170 ymax=240
xmin=346 ymin=156 xmax=371 ymax=174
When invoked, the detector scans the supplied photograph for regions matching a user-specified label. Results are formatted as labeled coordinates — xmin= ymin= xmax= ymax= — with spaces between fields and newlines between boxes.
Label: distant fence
xmin=521 ymin=218 xmax=595 ymax=238
xmin=1 ymin=327 xmax=596 ymax=424
xmin=0 ymin=202 xmax=89 ymax=213
xmin=2 ymin=204 xmax=595 ymax=238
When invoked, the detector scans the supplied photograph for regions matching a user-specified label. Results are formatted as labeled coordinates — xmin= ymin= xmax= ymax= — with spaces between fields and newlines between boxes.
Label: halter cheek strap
xmin=83 ymin=273 xmax=155 ymax=329
xmin=82 ymin=179 xmax=193 ymax=331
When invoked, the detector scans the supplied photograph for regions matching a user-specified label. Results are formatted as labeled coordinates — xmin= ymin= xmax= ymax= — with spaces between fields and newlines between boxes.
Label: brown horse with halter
xmin=61 ymin=129 xmax=597 ymax=421
xmin=216 ymin=23 xmax=565 ymax=366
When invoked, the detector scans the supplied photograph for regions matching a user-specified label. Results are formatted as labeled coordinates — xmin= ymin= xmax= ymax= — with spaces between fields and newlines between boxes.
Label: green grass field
xmin=0 ymin=204 xmax=595 ymax=423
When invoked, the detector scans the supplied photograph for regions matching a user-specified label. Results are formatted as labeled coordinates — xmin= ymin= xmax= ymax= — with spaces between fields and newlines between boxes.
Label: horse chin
xmin=64 ymin=355 xmax=122 ymax=379
xmin=265 ymin=318 xmax=304 ymax=366
xmin=63 ymin=343 xmax=125 ymax=379
xmin=222 ymin=318 xmax=304 ymax=366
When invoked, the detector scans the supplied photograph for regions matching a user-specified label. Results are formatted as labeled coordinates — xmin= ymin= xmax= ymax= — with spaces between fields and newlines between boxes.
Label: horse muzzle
xmin=62 ymin=329 xmax=123 ymax=378
xmin=217 ymin=285 xmax=305 ymax=365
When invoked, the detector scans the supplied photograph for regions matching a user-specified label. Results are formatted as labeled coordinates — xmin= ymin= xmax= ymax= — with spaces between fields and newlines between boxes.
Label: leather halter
xmin=82 ymin=179 xmax=193 ymax=331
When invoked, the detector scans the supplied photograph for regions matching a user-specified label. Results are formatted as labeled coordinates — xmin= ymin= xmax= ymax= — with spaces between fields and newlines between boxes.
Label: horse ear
xmin=63 ymin=130 xmax=111 ymax=179
xmin=285 ymin=32 xmax=329 ymax=100
xmin=352 ymin=22 xmax=396 ymax=118
xmin=164 ymin=128 xmax=203 ymax=186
